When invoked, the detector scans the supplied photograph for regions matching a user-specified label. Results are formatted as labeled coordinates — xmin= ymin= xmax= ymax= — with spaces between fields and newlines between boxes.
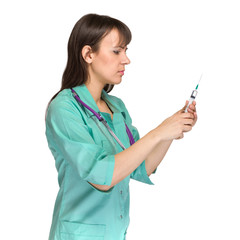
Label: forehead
xmin=100 ymin=29 xmax=123 ymax=48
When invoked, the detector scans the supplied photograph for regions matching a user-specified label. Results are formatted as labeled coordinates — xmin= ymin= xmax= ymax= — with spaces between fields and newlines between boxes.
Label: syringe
xmin=185 ymin=74 xmax=202 ymax=112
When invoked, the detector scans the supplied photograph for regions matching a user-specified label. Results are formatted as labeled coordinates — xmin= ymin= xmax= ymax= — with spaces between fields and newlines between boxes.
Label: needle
xmin=195 ymin=73 xmax=203 ymax=90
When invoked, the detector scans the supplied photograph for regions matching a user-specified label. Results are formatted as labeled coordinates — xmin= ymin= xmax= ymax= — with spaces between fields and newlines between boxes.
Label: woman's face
xmin=88 ymin=29 xmax=131 ymax=86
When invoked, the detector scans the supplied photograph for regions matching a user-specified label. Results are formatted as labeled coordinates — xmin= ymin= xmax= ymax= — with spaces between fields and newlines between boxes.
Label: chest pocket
xmin=60 ymin=221 xmax=106 ymax=240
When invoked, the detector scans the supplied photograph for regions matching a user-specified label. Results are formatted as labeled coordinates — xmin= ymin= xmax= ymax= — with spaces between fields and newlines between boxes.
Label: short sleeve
xmin=46 ymin=99 xmax=115 ymax=186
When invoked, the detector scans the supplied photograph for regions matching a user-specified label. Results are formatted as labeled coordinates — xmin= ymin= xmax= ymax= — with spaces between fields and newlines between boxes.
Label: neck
xmin=85 ymin=79 xmax=105 ymax=104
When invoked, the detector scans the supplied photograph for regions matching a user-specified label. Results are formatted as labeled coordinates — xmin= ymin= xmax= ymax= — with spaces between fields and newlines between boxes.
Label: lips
xmin=119 ymin=70 xmax=125 ymax=75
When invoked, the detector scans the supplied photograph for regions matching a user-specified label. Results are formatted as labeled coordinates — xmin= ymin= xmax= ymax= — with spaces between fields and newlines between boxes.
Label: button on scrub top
xmin=45 ymin=84 xmax=154 ymax=240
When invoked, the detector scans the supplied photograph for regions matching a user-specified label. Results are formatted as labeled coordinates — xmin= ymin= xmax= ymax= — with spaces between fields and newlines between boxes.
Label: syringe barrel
xmin=190 ymin=89 xmax=198 ymax=99
xmin=185 ymin=90 xmax=198 ymax=112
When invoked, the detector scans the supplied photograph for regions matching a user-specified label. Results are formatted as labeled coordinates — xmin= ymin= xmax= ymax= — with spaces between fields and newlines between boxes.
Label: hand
xmin=185 ymin=100 xmax=198 ymax=127
xmin=155 ymin=102 xmax=196 ymax=141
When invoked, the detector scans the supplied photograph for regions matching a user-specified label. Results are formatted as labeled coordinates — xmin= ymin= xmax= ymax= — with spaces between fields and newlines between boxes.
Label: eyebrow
xmin=113 ymin=45 xmax=128 ymax=49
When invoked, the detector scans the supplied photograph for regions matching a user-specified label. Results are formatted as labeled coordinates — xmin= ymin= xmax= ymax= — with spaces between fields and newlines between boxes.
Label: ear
xmin=82 ymin=45 xmax=93 ymax=64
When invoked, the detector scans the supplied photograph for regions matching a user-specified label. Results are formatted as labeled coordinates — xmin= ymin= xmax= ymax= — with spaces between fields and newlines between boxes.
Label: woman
xmin=45 ymin=13 xmax=197 ymax=240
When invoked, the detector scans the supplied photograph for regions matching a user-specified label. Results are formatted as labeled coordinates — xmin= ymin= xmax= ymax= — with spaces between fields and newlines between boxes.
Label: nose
xmin=121 ymin=53 xmax=131 ymax=65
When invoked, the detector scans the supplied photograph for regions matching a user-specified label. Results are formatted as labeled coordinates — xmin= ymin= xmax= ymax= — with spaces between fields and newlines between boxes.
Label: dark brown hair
xmin=50 ymin=13 xmax=132 ymax=102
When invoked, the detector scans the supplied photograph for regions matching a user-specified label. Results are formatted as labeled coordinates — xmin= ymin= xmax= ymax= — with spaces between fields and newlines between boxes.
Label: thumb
xmin=180 ymin=100 xmax=189 ymax=112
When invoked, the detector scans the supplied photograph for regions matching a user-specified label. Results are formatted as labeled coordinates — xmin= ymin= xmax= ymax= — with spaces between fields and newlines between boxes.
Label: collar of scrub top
xmin=73 ymin=85 xmax=124 ymax=118
xmin=71 ymin=86 xmax=135 ymax=149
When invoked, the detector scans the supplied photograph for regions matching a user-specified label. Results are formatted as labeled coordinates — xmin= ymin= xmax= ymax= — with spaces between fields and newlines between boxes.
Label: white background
xmin=1 ymin=0 xmax=240 ymax=239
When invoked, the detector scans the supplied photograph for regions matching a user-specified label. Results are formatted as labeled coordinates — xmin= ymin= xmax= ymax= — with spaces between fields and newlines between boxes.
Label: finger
xmin=187 ymin=107 xmax=194 ymax=114
xmin=176 ymin=133 xmax=184 ymax=140
xmin=182 ymin=112 xmax=194 ymax=119
xmin=193 ymin=113 xmax=198 ymax=125
xmin=183 ymin=124 xmax=192 ymax=132
xmin=183 ymin=119 xmax=194 ymax=126
xmin=189 ymin=103 xmax=197 ymax=112
xmin=180 ymin=100 xmax=189 ymax=112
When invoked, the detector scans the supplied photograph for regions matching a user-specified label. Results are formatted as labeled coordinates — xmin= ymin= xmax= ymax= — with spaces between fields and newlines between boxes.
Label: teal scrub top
xmin=45 ymin=84 xmax=154 ymax=240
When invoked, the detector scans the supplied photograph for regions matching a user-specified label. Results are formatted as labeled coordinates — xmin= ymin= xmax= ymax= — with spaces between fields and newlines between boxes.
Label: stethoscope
xmin=71 ymin=88 xmax=135 ymax=150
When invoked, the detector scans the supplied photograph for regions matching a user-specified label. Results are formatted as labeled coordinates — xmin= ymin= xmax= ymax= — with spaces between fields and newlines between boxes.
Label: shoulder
xmin=46 ymin=89 xmax=80 ymax=121
xmin=50 ymin=89 xmax=74 ymax=106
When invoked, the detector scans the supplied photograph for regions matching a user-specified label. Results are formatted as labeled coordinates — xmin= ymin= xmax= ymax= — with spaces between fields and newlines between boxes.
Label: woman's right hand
xmin=154 ymin=101 xmax=195 ymax=141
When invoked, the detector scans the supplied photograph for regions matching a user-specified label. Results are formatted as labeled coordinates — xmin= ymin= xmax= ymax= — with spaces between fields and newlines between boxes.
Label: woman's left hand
xmin=186 ymin=100 xmax=198 ymax=127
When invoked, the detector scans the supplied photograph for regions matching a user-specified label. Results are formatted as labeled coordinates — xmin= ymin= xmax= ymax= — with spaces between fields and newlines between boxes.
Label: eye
xmin=113 ymin=50 xmax=120 ymax=55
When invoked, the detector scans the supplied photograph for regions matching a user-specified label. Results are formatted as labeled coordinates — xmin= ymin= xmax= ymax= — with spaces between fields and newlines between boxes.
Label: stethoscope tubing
xmin=71 ymin=88 xmax=135 ymax=150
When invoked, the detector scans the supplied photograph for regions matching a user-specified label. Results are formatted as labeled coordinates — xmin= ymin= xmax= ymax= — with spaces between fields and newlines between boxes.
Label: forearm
xmin=111 ymin=129 xmax=160 ymax=187
xmin=91 ymin=129 xmax=161 ymax=191
xmin=145 ymin=140 xmax=173 ymax=176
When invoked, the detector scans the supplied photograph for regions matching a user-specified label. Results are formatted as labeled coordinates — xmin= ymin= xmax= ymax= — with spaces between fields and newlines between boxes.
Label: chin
xmin=105 ymin=77 xmax=123 ymax=86
xmin=113 ymin=77 xmax=123 ymax=85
